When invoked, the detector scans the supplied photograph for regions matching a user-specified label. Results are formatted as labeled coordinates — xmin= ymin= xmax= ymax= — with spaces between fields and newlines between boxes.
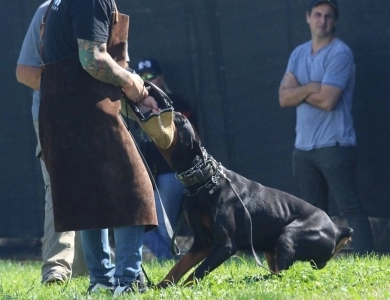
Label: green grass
xmin=1 ymin=254 xmax=390 ymax=299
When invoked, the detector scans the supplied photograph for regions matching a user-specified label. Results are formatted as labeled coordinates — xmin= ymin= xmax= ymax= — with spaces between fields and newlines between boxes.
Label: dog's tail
xmin=331 ymin=225 xmax=353 ymax=258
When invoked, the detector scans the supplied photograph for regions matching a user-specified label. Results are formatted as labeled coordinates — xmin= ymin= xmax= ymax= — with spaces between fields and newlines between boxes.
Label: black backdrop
xmin=1 ymin=1 xmax=389 ymax=246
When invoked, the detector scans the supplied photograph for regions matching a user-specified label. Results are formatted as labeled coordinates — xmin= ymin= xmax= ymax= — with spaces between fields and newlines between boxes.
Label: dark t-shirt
xmin=43 ymin=0 xmax=114 ymax=63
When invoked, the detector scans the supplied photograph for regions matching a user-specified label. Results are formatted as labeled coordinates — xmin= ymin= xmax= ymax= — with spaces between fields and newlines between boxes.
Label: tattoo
xmin=77 ymin=39 xmax=129 ymax=86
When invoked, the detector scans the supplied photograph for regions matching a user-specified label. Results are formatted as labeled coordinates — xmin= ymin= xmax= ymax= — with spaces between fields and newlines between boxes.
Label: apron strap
xmin=39 ymin=0 xmax=54 ymax=67
xmin=112 ymin=0 xmax=119 ymax=23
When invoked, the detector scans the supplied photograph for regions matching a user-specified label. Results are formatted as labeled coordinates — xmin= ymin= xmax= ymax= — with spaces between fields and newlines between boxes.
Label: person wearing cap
xmin=278 ymin=0 xmax=373 ymax=255
xmin=134 ymin=58 xmax=197 ymax=260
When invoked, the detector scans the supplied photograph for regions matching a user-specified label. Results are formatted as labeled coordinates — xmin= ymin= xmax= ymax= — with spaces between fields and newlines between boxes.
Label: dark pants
xmin=292 ymin=146 xmax=373 ymax=254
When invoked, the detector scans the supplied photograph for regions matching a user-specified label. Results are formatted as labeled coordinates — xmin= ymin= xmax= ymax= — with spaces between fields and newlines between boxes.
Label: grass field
xmin=1 ymin=253 xmax=390 ymax=299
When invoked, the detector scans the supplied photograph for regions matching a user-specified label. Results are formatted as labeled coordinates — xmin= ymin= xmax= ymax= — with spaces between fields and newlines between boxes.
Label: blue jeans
xmin=292 ymin=146 xmax=373 ymax=254
xmin=143 ymin=172 xmax=184 ymax=260
xmin=81 ymin=225 xmax=144 ymax=285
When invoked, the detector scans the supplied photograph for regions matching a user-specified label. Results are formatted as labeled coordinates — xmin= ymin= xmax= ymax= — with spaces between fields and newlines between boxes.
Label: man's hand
xmin=307 ymin=82 xmax=321 ymax=94
xmin=122 ymin=72 xmax=149 ymax=102
xmin=137 ymin=96 xmax=160 ymax=114
xmin=281 ymin=72 xmax=300 ymax=88
xmin=77 ymin=39 xmax=149 ymax=102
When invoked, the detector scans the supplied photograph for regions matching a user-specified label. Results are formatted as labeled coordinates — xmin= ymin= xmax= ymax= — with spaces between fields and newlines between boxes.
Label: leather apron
xmin=39 ymin=10 xmax=157 ymax=232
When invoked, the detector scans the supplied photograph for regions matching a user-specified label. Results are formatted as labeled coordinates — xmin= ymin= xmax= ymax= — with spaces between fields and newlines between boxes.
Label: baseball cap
xmin=308 ymin=0 xmax=338 ymax=12
xmin=135 ymin=58 xmax=162 ymax=80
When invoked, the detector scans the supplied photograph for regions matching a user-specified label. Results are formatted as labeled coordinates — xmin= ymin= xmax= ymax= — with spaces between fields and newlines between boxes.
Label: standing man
xmin=279 ymin=0 xmax=373 ymax=255
xmin=16 ymin=1 xmax=88 ymax=284
xmin=39 ymin=0 xmax=159 ymax=295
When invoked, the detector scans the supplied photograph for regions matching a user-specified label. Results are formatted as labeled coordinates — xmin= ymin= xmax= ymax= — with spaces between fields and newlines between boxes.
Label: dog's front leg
xmin=264 ymin=252 xmax=279 ymax=273
xmin=156 ymin=247 xmax=211 ymax=289
xmin=182 ymin=241 xmax=236 ymax=286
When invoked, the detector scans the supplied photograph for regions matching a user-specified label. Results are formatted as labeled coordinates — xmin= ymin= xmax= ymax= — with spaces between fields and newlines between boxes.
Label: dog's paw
xmin=155 ymin=280 xmax=174 ymax=289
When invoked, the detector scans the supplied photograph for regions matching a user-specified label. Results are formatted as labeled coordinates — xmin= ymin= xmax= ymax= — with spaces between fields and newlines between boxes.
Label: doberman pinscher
xmin=155 ymin=112 xmax=353 ymax=288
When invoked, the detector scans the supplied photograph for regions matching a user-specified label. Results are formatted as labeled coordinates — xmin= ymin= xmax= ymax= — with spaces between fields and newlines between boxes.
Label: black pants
xmin=292 ymin=146 xmax=373 ymax=254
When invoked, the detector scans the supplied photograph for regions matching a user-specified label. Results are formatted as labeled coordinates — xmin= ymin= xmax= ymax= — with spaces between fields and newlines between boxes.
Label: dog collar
xmin=176 ymin=151 xmax=224 ymax=196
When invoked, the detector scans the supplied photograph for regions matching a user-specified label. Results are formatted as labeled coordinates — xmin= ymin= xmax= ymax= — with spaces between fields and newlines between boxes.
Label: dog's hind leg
xmin=156 ymin=246 xmax=211 ymax=288
xmin=274 ymin=234 xmax=296 ymax=272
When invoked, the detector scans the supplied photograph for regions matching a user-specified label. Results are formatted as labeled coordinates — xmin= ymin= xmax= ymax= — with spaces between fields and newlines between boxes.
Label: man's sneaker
xmin=41 ymin=271 xmax=67 ymax=284
xmin=113 ymin=273 xmax=147 ymax=297
xmin=87 ymin=282 xmax=114 ymax=294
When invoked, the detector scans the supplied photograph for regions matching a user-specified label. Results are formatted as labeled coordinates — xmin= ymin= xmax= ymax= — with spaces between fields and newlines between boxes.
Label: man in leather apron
xmin=40 ymin=0 xmax=158 ymax=295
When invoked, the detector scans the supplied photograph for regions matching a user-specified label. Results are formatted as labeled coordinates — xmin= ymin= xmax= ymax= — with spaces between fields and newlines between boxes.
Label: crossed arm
xmin=278 ymin=72 xmax=342 ymax=111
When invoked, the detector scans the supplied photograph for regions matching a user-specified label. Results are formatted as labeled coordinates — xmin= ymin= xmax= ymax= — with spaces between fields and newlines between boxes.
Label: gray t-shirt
xmin=17 ymin=1 xmax=50 ymax=121
xmin=286 ymin=38 xmax=356 ymax=150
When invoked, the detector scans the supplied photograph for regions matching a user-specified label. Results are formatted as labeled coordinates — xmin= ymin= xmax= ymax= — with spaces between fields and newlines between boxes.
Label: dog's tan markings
xmin=200 ymin=214 xmax=211 ymax=230
xmin=264 ymin=252 xmax=279 ymax=273
xmin=156 ymin=248 xmax=210 ymax=288
xmin=182 ymin=270 xmax=203 ymax=286
xmin=330 ymin=237 xmax=352 ymax=259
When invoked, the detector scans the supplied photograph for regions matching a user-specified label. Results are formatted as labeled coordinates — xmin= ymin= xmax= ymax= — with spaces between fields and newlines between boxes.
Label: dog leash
xmin=222 ymin=173 xmax=278 ymax=275
xmin=120 ymin=112 xmax=181 ymax=287
xmin=170 ymin=207 xmax=187 ymax=256
xmin=120 ymin=108 xmax=180 ymax=253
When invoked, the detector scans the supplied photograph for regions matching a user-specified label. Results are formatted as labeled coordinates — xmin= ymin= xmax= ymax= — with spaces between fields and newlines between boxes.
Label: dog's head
xmin=156 ymin=112 xmax=203 ymax=173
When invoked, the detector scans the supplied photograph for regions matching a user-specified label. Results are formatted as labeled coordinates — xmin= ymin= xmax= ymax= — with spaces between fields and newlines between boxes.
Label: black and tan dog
xmin=154 ymin=112 xmax=353 ymax=288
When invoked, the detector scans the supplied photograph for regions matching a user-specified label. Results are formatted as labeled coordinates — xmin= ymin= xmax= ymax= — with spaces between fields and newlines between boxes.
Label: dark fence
xmin=1 ymin=0 xmax=389 ymax=250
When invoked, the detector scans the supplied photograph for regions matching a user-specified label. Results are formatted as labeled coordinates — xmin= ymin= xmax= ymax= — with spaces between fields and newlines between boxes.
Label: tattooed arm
xmin=77 ymin=39 xmax=149 ymax=104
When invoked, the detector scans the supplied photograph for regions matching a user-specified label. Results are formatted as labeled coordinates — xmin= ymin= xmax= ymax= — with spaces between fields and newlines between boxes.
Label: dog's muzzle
xmin=176 ymin=149 xmax=224 ymax=196
xmin=120 ymin=72 xmax=174 ymax=149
